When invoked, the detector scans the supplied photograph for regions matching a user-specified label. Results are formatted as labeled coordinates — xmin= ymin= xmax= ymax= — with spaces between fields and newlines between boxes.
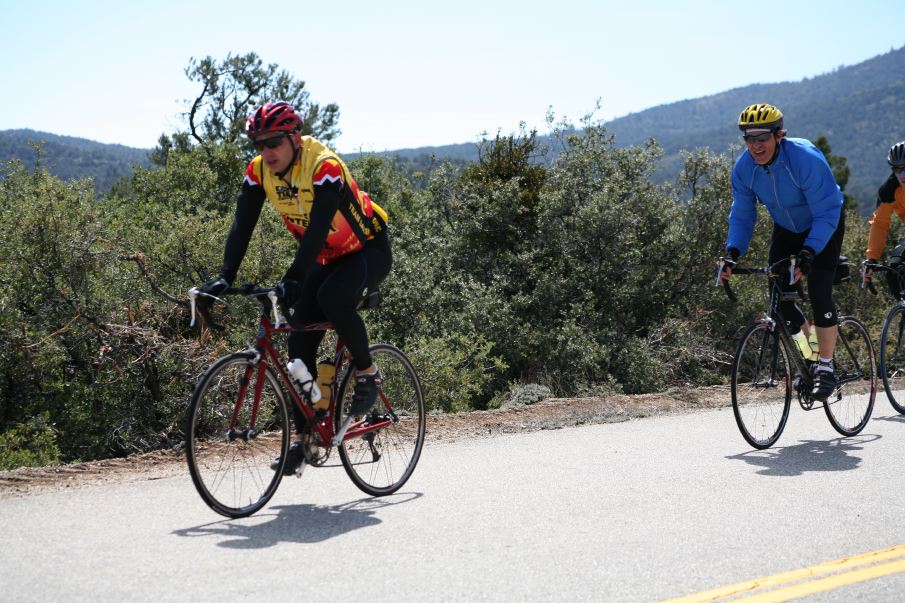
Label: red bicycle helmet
xmin=245 ymin=102 xmax=302 ymax=139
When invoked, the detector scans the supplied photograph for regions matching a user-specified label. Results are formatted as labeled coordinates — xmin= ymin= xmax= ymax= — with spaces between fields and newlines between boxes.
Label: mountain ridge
xmin=0 ymin=128 xmax=152 ymax=193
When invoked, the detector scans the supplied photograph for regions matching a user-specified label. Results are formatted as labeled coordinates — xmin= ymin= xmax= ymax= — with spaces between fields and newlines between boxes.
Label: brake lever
xmin=859 ymin=262 xmax=879 ymax=295
xmin=267 ymin=291 xmax=283 ymax=329
xmin=187 ymin=288 xmax=228 ymax=328
xmin=189 ymin=287 xmax=199 ymax=327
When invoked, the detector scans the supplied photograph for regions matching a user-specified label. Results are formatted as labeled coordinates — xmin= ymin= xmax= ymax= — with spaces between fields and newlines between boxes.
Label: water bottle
xmin=315 ymin=359 xmax=335 ymax=411
xmin=807 ymin=327 xmax=819 ymax=362
xmin=792 ymin=330 xmax=811 ymax=360
xmin=287 ymin=358 xmax=321 ymax=404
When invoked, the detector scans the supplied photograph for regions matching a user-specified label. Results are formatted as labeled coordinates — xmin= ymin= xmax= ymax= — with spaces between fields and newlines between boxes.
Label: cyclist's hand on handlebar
xmin=198 ymin=276 xmax=230 ymax=298
xmin=792 ymin=248 xmax=815 ymax=283
xmin=189 ymin=277 xmax=230 ymax=330
xmin=274 ymin=278 xmax=302 ymax=314
xmin=861 ymin=259 xmax=879 ymax=294
xmin=862 ymin=258 xmax=878 ymax=281
xmin=718 ymin=248 xmax=739 ymax=284
xmin=719 ymin=257 xmax=736 ymax=284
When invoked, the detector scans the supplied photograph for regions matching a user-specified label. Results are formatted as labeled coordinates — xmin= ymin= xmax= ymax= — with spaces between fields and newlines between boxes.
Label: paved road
xmin=4 ymin=403 xmax=905 ymax=602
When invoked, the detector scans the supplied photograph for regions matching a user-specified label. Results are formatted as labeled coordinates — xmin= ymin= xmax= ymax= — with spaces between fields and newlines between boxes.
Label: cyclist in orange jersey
xmin=863 ymin=141 xmax=905 ymax=298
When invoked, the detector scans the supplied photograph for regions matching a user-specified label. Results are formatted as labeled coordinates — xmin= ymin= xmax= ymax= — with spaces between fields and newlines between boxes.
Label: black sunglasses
xmin=894 ymin=165 xmax=905 ymax=176
xmin=742 ymin=131 xmax=774 ymax=144
xmin=253 ymin=135 xmax=288 ymax=152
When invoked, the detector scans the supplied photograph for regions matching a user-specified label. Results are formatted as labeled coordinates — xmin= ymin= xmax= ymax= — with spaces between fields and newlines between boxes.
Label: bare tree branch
xmin=119 ymin=253 xmax=187 ymax=306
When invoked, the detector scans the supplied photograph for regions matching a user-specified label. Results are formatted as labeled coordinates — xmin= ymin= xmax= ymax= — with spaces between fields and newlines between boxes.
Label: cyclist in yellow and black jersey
xmin=864 ymin=141 xmax=905 ymax=297
xmin=196 ymin=102 xmax=392 ymax=474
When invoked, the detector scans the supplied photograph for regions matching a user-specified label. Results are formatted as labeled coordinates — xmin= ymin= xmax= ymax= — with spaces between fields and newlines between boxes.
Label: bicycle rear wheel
xmin=731 ymin=322 xmax=792 ymax=449
xmin=335 ymin=343 xmax=426 ymax=496
xmin=879 ymin=304 xmax=905 ymax=414
xmin=824 ymin=317 xmax=876 ymax=436
xmin=185 ymin=352 xmax=290 ymax=518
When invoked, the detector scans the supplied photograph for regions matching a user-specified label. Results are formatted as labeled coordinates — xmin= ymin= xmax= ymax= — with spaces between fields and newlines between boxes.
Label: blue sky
xmin=2 ymin=0 xmax=902 ymax=154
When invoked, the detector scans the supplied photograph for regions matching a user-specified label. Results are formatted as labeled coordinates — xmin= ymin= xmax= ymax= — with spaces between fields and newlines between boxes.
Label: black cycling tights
xmin=768 ymin=215 xmax=844 ymax=330
xmin=287 ymin=231 xmax=392 ymax=377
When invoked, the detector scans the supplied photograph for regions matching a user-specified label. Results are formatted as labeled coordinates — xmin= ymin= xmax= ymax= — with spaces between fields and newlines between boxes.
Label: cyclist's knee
xmin=812 ymin=295 xmax=838 ymax=327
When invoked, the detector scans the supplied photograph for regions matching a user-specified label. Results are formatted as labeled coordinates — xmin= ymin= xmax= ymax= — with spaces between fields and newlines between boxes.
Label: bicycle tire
xmin=185 ymin=352 xmax=290 ymax=518
xmin=731 ymin=322 xmax=792 ymax=449
xmin=824 ymin=317 xmax=876 ymax=436
xmin=335 ymin=343 xmax=426 ymax=496
xmin=879 ymin=304 xmax=905 ymax=414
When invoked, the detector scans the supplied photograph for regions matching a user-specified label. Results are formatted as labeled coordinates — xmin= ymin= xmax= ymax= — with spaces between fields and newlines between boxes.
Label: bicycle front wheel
xmin=731 ymin=322 xmax=792 ymax=449
xmin=186 ymin=352 xmax=290 ymax=518
xmin=824 ymin=317 xmax=876 ymax=436
xmin=335 ymin=343 xmax=426 ymax=496
xmin=879 ymin=304 xmax=905 ymax=414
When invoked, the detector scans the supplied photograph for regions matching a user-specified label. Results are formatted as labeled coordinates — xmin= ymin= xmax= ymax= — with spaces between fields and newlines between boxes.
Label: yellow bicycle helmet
xmin=738 ymin=103 xmax=784 ymax=132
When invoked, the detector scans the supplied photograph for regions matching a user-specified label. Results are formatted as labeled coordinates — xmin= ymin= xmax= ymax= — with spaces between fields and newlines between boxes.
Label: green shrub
xmin=0 ymin=415 xmax=60 ymax=470
xmin=498 ymin=383 xmax=553 ymax=409
xmin=0 ymin=115 xmax=874 ymax=468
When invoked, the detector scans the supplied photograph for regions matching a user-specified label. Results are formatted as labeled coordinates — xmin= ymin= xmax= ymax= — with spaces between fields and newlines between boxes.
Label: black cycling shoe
xmin=349 ymin=369 xmax=382 ymax=415
xmin=811 ymin=369 xmax=838 ymax=402
xmin=270 ymin=440 xmax=305 ymax=476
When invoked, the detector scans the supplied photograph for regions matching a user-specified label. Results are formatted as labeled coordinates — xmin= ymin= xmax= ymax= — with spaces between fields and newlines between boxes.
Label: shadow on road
xmin=726 ymin=434 xmax=881 ymax=476
xmin=173 ymin=492 xmax=422 ymax=548
xmin=870 ymin=412 xmax=905 ymax=424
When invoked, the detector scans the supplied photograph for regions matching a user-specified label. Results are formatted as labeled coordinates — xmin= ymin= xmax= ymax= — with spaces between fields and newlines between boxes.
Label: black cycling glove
xmin=199 ymin=276 xmax=230 ymax=297
xmin=796 ymin=248 xmax=815 ymax=275
xmin=274 ymin=279 xmax=302 ymax=317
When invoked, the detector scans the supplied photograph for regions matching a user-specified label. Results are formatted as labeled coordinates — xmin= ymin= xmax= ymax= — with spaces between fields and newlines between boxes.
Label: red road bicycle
xmin=184 ymin=284 xmax=426 ymax=518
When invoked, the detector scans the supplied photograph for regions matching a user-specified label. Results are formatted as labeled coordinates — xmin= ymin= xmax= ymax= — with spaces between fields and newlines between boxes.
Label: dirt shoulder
xmin=0 ymin=385 xmax=730 ymax=498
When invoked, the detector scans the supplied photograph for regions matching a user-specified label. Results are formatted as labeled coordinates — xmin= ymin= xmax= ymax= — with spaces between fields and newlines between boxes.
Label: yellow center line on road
xmin=661 ymin=544 xmax=905 ymax=602
xmin=735 ymin=557 xmax=905 ymax=602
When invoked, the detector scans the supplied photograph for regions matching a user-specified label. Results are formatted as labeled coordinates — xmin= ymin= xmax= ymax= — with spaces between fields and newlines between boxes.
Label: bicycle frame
xmin=730 ymin=260 xmax=870 ymax=404
xmin=235 ymin=309 xmax=394 ymax=449
xmin=727 ymin=262 xmax=815 ymax=393
xmin=763 ymin=282 xmax=814 ymax=385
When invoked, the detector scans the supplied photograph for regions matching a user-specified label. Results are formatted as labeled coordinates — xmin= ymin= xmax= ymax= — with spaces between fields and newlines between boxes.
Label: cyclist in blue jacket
xmin=719 ymin=103 xmax=845 ymax=401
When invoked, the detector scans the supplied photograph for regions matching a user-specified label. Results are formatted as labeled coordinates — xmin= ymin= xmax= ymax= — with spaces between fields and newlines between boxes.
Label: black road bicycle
xmin=720 ymin=256 xmax=876 ymax=449
xmin=861 ymin=261 xmax=905 ymax=415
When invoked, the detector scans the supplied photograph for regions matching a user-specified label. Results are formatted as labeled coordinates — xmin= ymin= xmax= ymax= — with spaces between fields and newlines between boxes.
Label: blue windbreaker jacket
xmin=726 ymin=137 xmax=843 ymax=255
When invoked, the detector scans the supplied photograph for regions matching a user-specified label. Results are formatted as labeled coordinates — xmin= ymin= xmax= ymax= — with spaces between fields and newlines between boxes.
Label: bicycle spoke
xmin=732 ymin=323 xmax=791 ymax=449
xmin=186 ymin=354 xmax=289 ymax=518
xmin=336 ymin=344 xmax=425 ymax=495
xmin=825 ymin=318 xmax=876 ymax=436
xmin=881 ymin=306 xmax=905 ymax=414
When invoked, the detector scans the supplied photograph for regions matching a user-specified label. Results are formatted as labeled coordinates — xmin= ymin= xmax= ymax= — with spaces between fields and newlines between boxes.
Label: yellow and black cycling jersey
xmin=220 ymin=136 xmax=388 ymax=284
xmin=247 ymin=136 xmax=387 ymax=262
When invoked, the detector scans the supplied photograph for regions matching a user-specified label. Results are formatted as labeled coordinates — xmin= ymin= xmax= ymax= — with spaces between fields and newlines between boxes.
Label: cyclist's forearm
xmin=221 ymin=186 xmax=265 ymax=283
